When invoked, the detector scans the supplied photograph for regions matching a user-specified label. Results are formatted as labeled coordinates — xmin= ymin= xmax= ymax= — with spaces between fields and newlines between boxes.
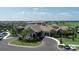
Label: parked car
xmin=64 ymin=44 xmax=77 ymax=51
xmin=0 ymin=36 xmax=3 ymax=40
xmin=64 ymin=45 xmax=71 ymax=50
xmin=69 ymin=45 xmax=77 ymax=51
xmin=0 ymin=32 xmax=7 ymax=40
xmin=2 ymin=32 xmax=7 ymax=36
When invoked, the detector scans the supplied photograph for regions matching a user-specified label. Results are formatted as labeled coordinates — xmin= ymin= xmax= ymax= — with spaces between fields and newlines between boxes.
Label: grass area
xmin=46 ymin=21 xmax=56 ymax=25
xmin=59 ymin=38 xmax=79 ymax=45
xmin=47 ymin=21 xmax=79 ymax=27
xmin=57 ymin=34 xmax=79 ymax=45
xmin=63 ymin=21 xmax=79 ymax=27
xmin=9 ymin=39 xmax=42 ymax=46
xmin=76 ymin=47 xmax=79 ymax=50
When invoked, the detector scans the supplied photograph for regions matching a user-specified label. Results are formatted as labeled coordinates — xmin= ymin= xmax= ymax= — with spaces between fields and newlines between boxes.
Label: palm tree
xmin=17 ymin=34 xmax=23 ymax=41
xmin=57 ymin=29 xmax=63 ymax=43
xmin=60 ymin=30 xmax=63 ymax=44
xmin=60 ymin=38 xmax=63 ymax=44
xmin=9 ymin=24 xmax=17 ymax=36
xmin=11 ymin=25 xmax=17 ymax=36
xmin=71 ymin=27 xmax=77 ymax=41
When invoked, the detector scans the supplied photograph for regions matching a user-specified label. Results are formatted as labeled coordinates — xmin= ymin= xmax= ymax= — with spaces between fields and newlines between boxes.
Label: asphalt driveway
xmin=0 ymin=37 xmax=62 ymax=51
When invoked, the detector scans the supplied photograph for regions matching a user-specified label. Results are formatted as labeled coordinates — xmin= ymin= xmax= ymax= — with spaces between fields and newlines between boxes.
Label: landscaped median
xmin=8 ymin=39 xmax=43 ymax=48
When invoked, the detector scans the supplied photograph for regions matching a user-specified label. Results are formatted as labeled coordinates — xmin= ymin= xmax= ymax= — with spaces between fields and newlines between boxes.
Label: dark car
xmin=0 ymin=36 xmax=3 ymax=40
xmin=64 ymin=45 xmax=71 ymax=50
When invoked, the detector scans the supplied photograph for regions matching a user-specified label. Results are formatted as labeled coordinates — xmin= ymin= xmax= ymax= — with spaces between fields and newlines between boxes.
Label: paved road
xmin=0 ymin=37 xmax=62 ymax=51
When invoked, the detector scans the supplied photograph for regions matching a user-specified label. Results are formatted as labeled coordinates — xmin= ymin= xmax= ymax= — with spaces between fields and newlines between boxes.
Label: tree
xmin=60 ymin=30 xmax=63 ymax=44
xmin=72 ymin=28 xmax=77 ymax=41
xmin=21 ymin=27 xmax=34 ymax=40
xmin=10 ymin=25 xmax=17 ymax=36
xmin=18 ymin=34 xmax=23 ymax=41
xmin=60 ymin=38 xmax=63 ymax=44
xmin=72 ymin=35 xmax=75 ymax=41
xmin=50 ymin=29 xmax=57 ymax=37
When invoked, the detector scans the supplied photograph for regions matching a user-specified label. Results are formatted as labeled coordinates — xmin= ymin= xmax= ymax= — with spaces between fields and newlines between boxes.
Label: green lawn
xmin=9 ymin=39 xmax=42 ymax=46
xmin=58 ymin=21 xmax=79 ymax=26
xmin=58 ymin=38 xmax=79 ymax=45
xmin=64 ymin=21 xmax=79 ymax=27
xmin=57 ymin=34 xmax=79 ymax=45
xmin=76 ymin=47 xmax=79 ymax=50
xmin=47 ymin=21 xmax=79 ymax=27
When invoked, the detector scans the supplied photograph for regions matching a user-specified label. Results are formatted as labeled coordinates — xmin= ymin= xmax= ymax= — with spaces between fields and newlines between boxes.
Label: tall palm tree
xmin=57 ymin=29 xmax=63 ymax=43
xmin=72 ymin=27 xmax=77 ymax=41
xmin=60 ymin=38 xmax=63 ymax=44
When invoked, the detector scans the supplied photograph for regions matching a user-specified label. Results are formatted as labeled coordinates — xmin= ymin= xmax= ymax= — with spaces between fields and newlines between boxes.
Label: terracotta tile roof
xmin=31 ymin=24 xmax=52 ymax=32
xmin=31 ymin=24 xmax=69 ymax=32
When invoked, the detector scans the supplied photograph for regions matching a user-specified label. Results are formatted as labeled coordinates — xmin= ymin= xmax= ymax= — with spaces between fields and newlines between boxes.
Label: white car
xmin=69 ymin=45 xmax=77 ymax=51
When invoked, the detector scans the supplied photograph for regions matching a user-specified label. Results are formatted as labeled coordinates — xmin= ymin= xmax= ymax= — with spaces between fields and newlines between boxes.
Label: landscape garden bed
xmin=9 ymin=39 xmax=42 ymax=46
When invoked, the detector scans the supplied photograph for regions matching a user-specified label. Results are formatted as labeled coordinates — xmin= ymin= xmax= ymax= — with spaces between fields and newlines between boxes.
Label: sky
xmin=0 ymin=7 xmax=79 ymax=21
